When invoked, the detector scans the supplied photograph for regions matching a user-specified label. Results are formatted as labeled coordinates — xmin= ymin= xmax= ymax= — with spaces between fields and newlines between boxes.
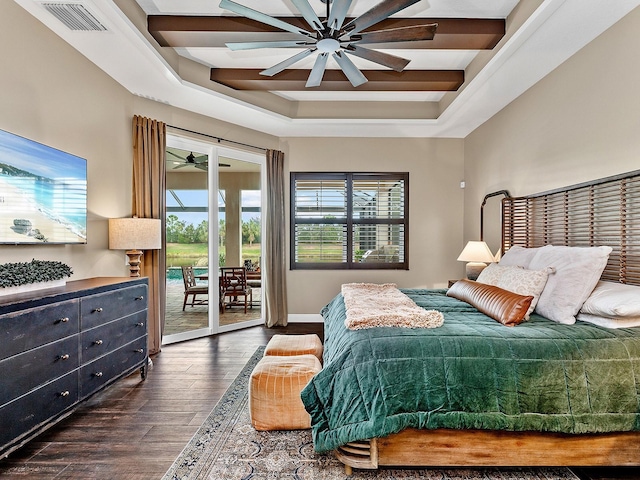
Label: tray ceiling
xmin=12 ymin=0 xmax=640 ymax=137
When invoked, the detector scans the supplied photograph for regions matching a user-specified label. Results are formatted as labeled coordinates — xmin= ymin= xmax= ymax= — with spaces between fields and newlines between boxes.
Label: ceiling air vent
xmin=41 ymin=2 xmax=107 ymax=31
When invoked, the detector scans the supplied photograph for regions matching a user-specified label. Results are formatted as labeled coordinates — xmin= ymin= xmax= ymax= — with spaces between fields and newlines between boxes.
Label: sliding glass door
xmin=163 ymin=135 xmax=264 ymax=344
xmin=217 ymin=146 xmax=265 ymax=333
xmin=163 ymin=137 xmax=212 ymax=344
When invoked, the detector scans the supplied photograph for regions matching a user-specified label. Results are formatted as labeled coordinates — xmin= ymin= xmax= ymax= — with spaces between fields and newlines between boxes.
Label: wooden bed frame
xmin=336 ymin=429 xmax=640 ymax=474
xmin=334 ymin=169 xmax=640 ymax=474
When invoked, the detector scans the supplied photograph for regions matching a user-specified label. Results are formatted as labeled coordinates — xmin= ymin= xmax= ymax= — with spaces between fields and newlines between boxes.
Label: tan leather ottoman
xmin=264 ymin=334 xmax=323 ymax=363
xmin=249 ymin=354 xmax=321 ymax=431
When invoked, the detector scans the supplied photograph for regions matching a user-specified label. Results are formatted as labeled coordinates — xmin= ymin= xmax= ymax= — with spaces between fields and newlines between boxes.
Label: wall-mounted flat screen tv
xmin=0 ymin=129 xmax=87 ymax=244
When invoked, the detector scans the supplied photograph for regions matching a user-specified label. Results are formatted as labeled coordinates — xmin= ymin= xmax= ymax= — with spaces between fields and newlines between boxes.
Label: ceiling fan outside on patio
xmin=219 ymin=0 xmax=438 ymax=88
xmin=167 ymin=151 xmax=230 ymax=170
xmin=170 ymin=151 xmax=208 ymax=170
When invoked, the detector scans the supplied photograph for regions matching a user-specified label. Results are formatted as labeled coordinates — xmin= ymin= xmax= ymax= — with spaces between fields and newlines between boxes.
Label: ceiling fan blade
xmin=345 ymin=45 xmax=410 ymax=72
xmin=327 ymin=0 xmax=354 ymax=31
xmin=219 ymin=0 xmax=313 ymax=37
xmin=351 ymin=24 xmax=437 ymax=44
xmin=195 ymin=164 xmax=208 ymax=171
xmin=291 ymin=0 xmax=324 ymax=32
xmin=167 ymin=150 xmax=184 ymax=160
xmin=342 ymin=0 xmax=421 ymax=35
xmin=226 ymin=40 xmax=313 ymax=51
xmin=332 ymin=50 xmax=367 ymax=87
xmin=260 ymin=48 xmax=315 ymax=76
xmin=306 ymin=52 xmax=329 ymax=87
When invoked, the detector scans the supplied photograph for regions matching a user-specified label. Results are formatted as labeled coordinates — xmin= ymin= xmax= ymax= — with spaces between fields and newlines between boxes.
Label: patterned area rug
xmin=163 ymin=347 xmax=579 ymax=480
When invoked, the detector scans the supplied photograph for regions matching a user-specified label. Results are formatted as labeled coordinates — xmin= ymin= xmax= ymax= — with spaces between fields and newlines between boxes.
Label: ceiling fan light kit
xmin=317 ymin=37 xmax=340 ymax=53
xmin=219 ymin=0 xmax=437 ymax=88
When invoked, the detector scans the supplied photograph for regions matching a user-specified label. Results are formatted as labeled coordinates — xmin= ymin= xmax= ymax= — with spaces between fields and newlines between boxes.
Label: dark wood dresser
xmin=0 ymin=277 xmax=149 ymax=458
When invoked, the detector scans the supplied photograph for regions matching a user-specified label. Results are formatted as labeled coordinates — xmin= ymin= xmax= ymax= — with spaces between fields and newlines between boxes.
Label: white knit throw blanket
xmin=341 ymin=283 xmax=444 ymax=330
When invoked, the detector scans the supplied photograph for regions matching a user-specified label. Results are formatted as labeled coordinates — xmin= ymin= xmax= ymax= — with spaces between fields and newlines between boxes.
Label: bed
xmin=300 ymin=170 xmax=640 ymax=473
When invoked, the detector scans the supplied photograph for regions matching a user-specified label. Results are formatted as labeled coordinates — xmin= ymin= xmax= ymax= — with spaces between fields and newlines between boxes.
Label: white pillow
xmin=476 ymin=263 xmax=552 ymax=319
xmin=577 ymin=313 xmax=640 ymax=329
xmin=475 ymin=263 xmax=503 ymax=285
xmin=528 ymin=245 xmax=613 ymax=325
xmin=499 ymin=246 xmax=541 ymax=268
xmin=580 ymin=281 xmax=640 ymax=318
xmin=495 ymin=266 xmax=552 ymax=319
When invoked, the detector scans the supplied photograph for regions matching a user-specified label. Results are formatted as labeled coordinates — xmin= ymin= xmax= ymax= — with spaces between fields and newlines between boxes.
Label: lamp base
xmin=465 ymin=262 xmax=488 ymax=281
xmin=125 ymin=250 xmax=143 ymax=277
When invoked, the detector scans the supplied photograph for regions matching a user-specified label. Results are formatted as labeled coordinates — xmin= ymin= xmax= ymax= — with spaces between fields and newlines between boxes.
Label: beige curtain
xmin=264 ymin=149 xmax=288 ymax=327
xmin=132 ymin=115 xmax=166 ymax=355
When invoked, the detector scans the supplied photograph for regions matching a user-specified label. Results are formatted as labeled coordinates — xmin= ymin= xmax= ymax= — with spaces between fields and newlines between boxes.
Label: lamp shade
xmin=457 ymin=241 xmax=495 ymax=263
xmin=108 ymin=218 xmax=161 ymax=251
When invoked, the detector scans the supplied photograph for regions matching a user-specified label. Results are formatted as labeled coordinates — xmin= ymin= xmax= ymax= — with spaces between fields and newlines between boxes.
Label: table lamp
xmin=108 ymin=217 xmax=161 ymax=277
xmin=457 ymin=241 xmax=495 ymax=280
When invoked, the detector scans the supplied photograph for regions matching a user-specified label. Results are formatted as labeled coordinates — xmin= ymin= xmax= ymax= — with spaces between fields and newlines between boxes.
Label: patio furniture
xmin=220 ymin=267 xmax=253 ymax=313
xmin=246 ymin=270 xmax=261 ymax=288
xmin=181 ymin=266 xmax=208 ymax=311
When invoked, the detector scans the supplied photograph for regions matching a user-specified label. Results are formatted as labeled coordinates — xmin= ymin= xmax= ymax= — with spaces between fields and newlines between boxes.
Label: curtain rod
xmin=167 ymin=125 xmax=268 ymax=152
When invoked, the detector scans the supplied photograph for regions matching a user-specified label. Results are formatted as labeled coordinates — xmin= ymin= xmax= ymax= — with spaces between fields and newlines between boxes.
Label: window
xmin=291 ymin=172 xmax=408 ymax=269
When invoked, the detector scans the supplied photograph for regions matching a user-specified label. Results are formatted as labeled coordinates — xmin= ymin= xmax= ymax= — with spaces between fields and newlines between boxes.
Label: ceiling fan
xmin=219 ymin=0 xmax=437 ymax=88
xmin=169 ymin=151 xmax=208 ymax=170
xmin=168 ymin=151 xmax=231 ymax=170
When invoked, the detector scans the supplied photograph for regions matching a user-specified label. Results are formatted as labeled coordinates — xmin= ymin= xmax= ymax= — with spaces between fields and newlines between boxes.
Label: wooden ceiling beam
xmin=149 ymin=16 xmax=505 ymax=50
xmin=210 ymin=69 xmax=464 ymax=91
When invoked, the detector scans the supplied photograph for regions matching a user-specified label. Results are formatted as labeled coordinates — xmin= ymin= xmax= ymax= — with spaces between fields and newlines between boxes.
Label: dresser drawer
xmin=0 ymin=300 xmax=79 ymax=361
xmin=0 ymin=334 xmax=79 ymax=406
xmin=80 ymin=284 xmax=147 ymax=329
xmin=0 ymin=371 xmax=78 ymax=450
xmin=80 ymin=336 xmax=147 ymax=398
xmin=80 ymin=311 xmax=147 ymax=364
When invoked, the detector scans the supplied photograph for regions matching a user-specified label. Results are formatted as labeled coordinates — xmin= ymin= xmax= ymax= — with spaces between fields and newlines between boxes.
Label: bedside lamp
xmin=108 ymin=217 xmax=161 ymax=277
xmin=457 ymin=241 xmax=495 ymax=281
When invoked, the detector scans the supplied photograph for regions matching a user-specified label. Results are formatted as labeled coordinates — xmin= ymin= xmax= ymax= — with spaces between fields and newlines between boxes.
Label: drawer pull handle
xmin=59 ymin=354 xmax=70 ymax=360
xmin=135 ymin=296 xmax=144 ymax=301
xmin=135 ymin=322 xmax=144 ymax=327
xmin=93 ymin=340 xmax=104 ymax=345
xmin=94 ymin=372 xmax=103 ymax=377
xmin=93 ymin=307 xmax=103 ymax=313
xmin=135 ymin=348 xmax=144 ymax=354
xmin=55 ymin=317 xmax=70 ymax=324
xmin=60 ymin=391 xmax=70 ymax=397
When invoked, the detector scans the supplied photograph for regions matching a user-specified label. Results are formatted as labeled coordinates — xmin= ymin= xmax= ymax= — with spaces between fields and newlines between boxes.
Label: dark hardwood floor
xmin=0 ymin=323 xmax=637 ymax=479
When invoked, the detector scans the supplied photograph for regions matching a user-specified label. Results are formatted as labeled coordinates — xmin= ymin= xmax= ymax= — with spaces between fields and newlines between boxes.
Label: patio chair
xmin=181 ymin=266 xmax=208 ymax=311
xmin=220 ymin=267 xmax=252 ymax=313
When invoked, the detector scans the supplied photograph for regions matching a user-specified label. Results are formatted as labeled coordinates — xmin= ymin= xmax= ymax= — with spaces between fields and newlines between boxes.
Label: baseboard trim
xmin=288 ymin=314 xmax=323 ymax=323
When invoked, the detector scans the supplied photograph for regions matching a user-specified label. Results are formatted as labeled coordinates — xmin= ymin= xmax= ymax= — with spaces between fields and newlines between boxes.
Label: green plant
xmin=0 ymin=259 xmax=73 ymax=288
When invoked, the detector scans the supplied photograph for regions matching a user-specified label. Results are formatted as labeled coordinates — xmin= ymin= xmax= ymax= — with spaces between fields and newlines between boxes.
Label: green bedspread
xmin=300 ymin=289 xmax=640 ymax=453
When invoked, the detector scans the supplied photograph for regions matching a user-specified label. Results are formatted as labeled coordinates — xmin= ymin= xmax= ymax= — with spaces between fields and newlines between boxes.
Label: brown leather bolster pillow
xmin=447 ymin=279 xmax=534 ymax=326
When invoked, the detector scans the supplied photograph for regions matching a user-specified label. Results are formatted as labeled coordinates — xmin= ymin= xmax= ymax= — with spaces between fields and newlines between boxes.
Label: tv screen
xmin=0 ymin=129 xmax=87 ymax=244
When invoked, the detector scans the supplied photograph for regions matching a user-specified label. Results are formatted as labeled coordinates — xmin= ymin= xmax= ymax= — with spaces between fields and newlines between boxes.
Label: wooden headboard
xmin=501 ymin=169 xmax=640 ymax=286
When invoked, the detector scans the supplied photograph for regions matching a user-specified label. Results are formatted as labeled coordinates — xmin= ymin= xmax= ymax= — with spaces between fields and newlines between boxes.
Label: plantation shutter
xmin=292 ymin=174 xmax=347 ymax=266
xmin=291 ymin=172 xmax=408 ymax=269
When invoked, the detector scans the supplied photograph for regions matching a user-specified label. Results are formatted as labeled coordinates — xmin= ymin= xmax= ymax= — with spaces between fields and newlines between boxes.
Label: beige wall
xmin=0 ymin=1 xmax=277 ymax=280
xmin=463 ymin=6 xmax=640 ymax=243
xmin=281 ymin=137 xmax=465 ymax=314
